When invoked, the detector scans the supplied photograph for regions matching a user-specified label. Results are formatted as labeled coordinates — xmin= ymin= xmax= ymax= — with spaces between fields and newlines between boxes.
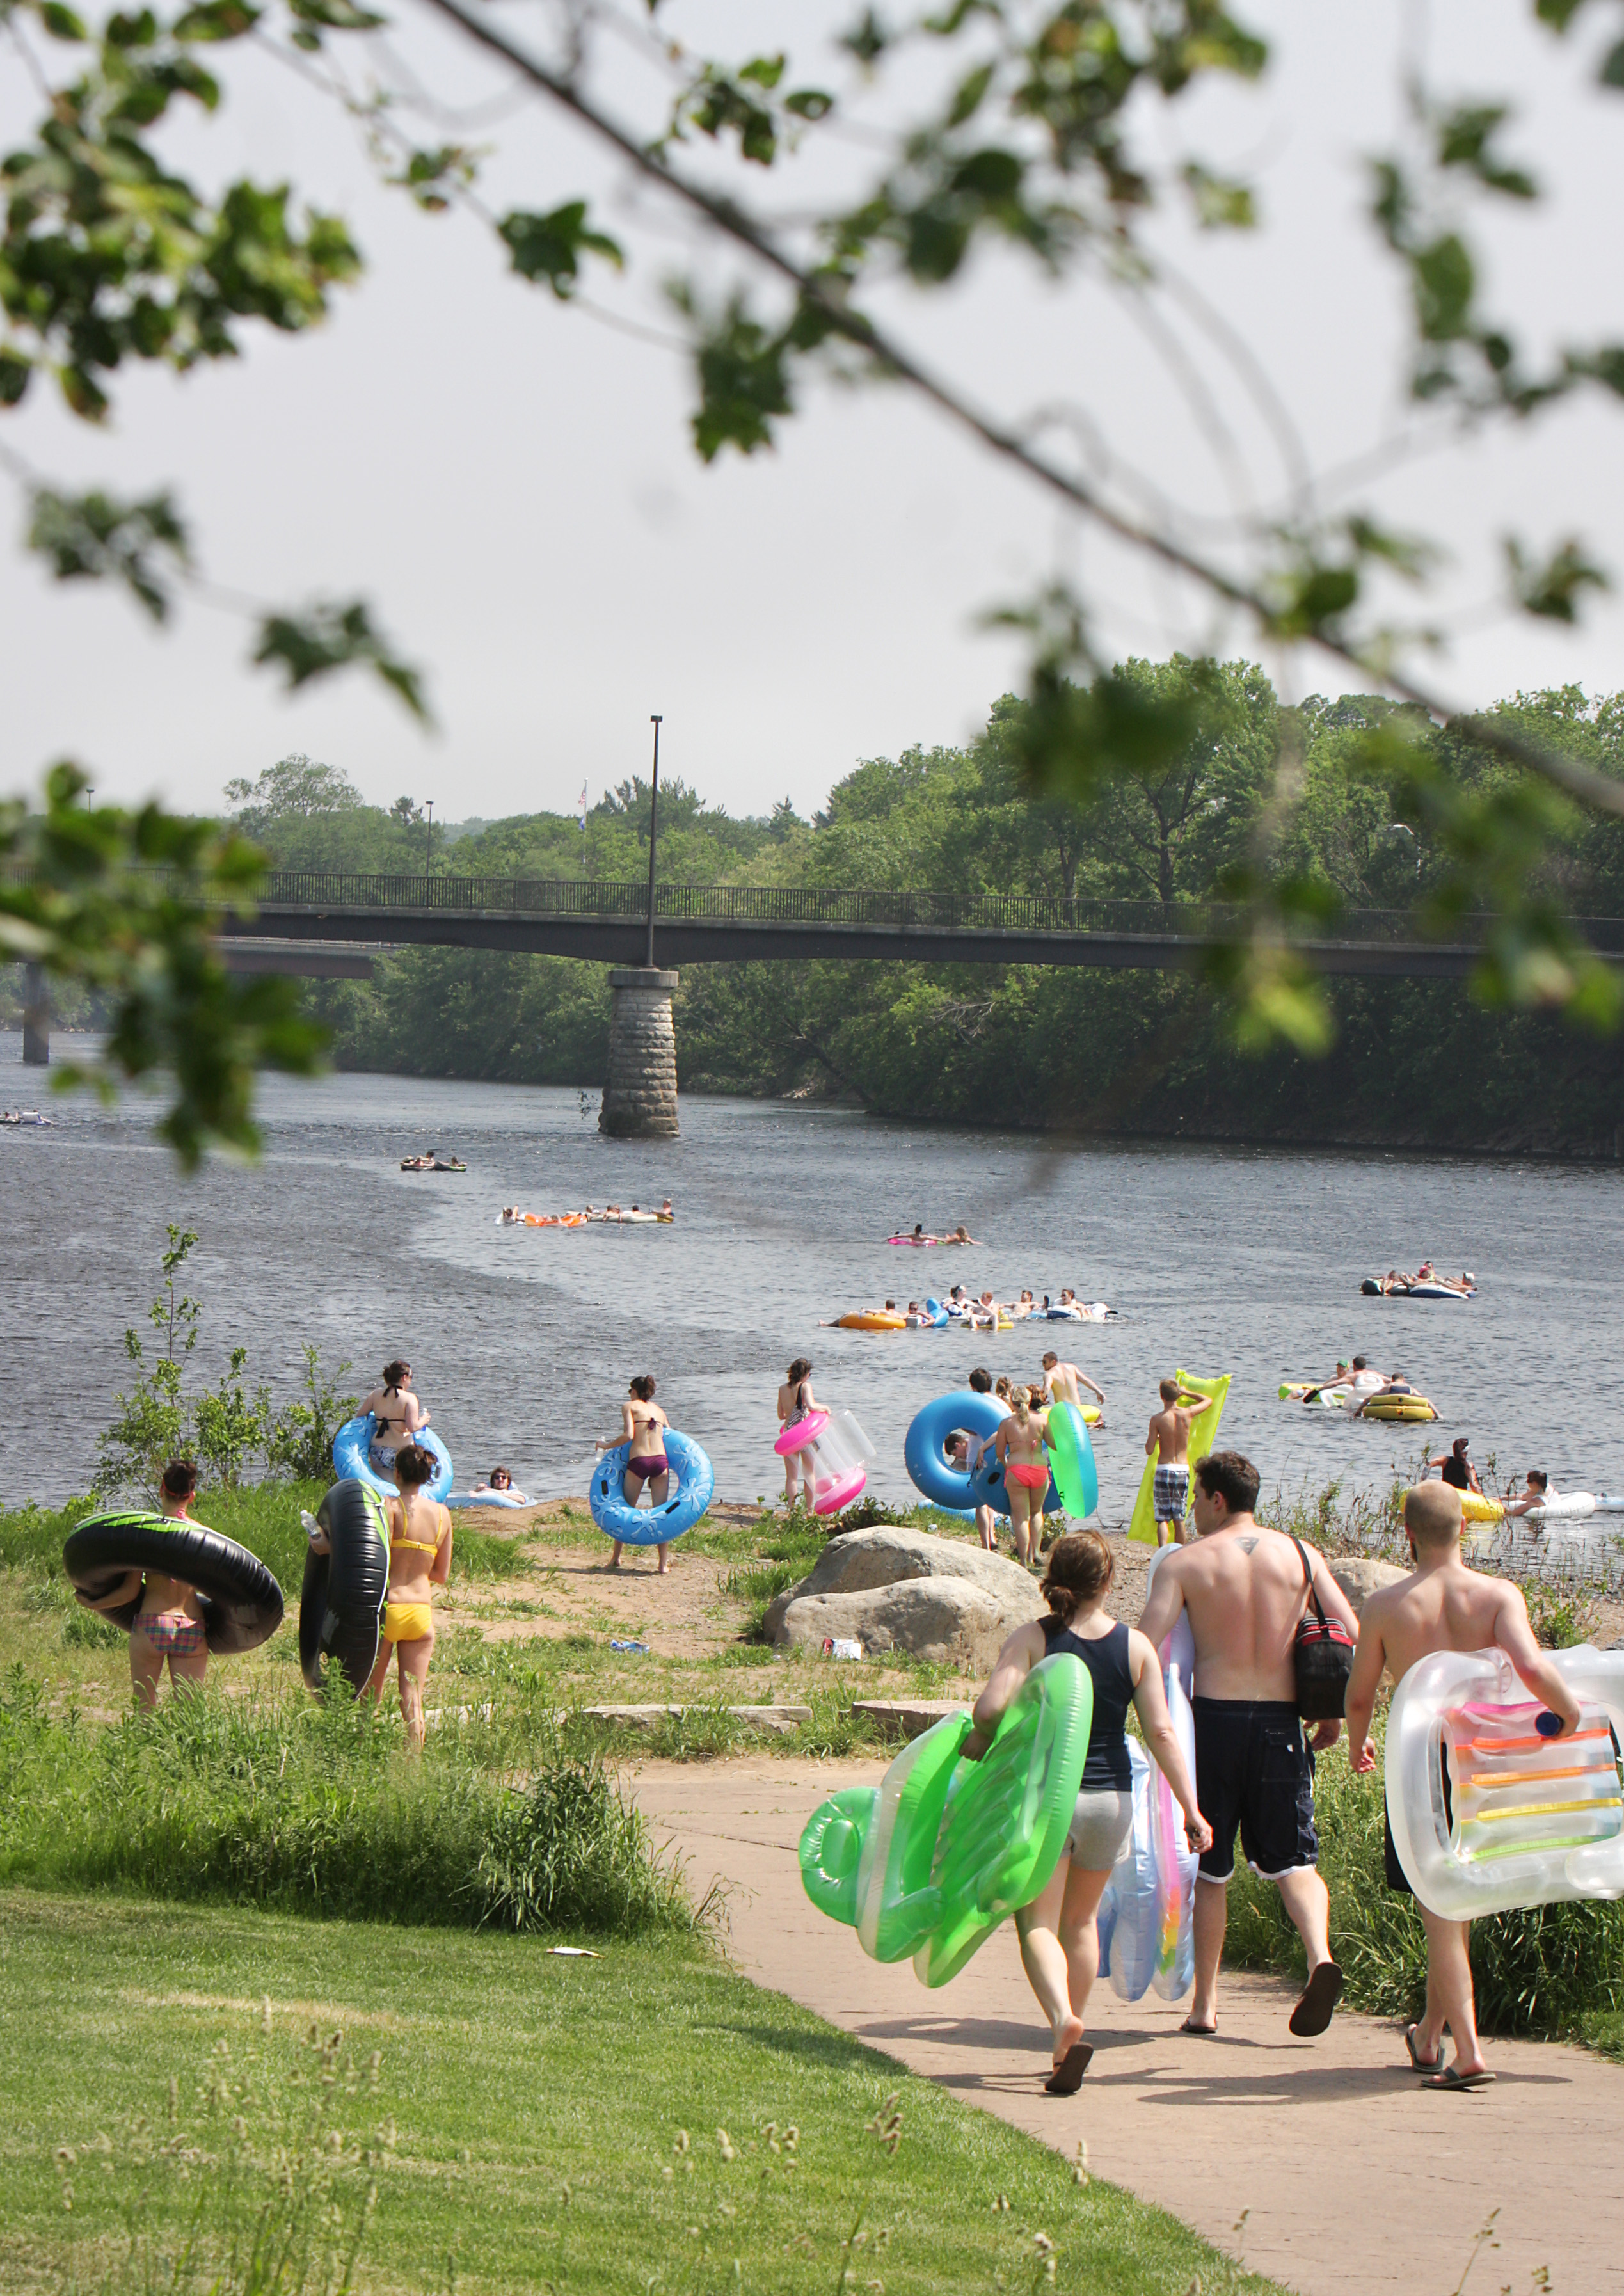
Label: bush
xmin=0 ymin=1670 xmax=697 ymax=1940
xmin=1224 ymin=1718 xmax=1624 ymax=2037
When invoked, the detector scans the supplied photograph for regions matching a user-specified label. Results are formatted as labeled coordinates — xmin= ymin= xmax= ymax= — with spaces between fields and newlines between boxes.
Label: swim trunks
xmin=1191 ymin=1697 xmax=1319 ymax=1881
xmin=1153 ymin=1463 xmax=1190 ymax=1521
xmin=1383 ymin=1761 xmax=1452 ymax=1895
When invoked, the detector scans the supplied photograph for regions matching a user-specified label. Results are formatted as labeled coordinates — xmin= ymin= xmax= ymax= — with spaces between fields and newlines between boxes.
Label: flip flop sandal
xmin=1044 ymin=2043 xmax=1092 ymax=2095
xmin=1405 ymin=2023 xmax=1444 ymax=2073
xmin=1177 ymin=2018 xmax=1218 ymax=2036
xmin=1288 ymin=1960 xmax=1345 ymax=2037
xmin=1425 ymin=2065 xmax=1496 ymax=2092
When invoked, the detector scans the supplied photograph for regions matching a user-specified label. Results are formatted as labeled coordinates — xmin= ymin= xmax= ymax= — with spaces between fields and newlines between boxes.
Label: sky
xmin=3 ymin=0 xmax=1623 ymax=826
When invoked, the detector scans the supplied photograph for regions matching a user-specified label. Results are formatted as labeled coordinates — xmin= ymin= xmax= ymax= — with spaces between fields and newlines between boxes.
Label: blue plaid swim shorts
xmin=1153 ymin=1463 xmax=1190 ymax=1522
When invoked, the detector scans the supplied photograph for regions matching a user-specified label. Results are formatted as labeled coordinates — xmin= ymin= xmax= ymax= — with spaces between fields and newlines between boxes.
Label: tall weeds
xmin=0 ymin=1669 xmax=696 ymax=1940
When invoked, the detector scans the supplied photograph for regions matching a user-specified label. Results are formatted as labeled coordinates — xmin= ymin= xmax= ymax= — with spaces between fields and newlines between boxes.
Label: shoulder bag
xmin=1291 ymin=1536 xmax=1355 ymax=1721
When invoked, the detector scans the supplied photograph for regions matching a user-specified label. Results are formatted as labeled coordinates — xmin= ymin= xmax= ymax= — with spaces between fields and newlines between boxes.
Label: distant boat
xmin=0 ymin=1110 xmax=52 ymax=1127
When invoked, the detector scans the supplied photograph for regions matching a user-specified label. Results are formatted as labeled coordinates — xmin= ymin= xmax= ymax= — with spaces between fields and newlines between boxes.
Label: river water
xmin=4 ymin=1031 xmax=1622 ymax=1517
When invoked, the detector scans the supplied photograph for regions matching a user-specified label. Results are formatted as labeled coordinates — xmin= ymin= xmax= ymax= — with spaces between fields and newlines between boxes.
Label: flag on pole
xmin=578 ymin=781 xmax=587 ymax=833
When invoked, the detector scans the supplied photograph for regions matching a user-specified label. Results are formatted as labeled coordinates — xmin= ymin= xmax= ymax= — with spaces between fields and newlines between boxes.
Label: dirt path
xmin=629 ymin=1754 xmax=1624 ymax=2296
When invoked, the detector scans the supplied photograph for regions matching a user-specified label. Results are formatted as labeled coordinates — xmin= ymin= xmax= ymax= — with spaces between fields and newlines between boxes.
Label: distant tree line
xmin=231 ymin=673 xmax=1624 ymax=1154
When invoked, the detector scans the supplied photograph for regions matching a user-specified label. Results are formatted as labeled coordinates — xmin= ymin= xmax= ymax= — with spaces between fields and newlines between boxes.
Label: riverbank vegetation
xmin=230 ymin=676 xmax=1624 ymax=1155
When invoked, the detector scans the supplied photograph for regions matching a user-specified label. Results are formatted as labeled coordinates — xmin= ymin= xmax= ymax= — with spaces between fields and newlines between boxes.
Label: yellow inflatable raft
xmin=838 ymin=1312 xmax=908 ymax=1332
xmin=1360 ymin=1394 xmax=1438 ymax=1423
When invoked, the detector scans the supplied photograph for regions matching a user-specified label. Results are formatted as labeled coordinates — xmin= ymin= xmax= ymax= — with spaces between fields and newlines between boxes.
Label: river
xmin=4 ymin=1033 xmax=1621 ymax=1518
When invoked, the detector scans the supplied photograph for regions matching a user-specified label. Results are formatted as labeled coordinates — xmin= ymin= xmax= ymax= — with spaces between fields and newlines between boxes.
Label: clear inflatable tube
xmin=1385 ymin=1645 xmax=1624 ymax=1919
xmin=1098 ymin=1554 xmax=1197 ymax=2001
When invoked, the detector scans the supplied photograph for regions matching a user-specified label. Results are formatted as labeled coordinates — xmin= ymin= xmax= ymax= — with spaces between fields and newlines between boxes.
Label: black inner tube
xmin=61 ymin=1510 xmax=285 ymax=1655
xmin=300 ymin=1478 xmax=389 ymax=1696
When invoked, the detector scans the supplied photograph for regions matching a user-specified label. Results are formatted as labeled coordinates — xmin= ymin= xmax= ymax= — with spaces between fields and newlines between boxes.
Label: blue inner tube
xmin=299 ymin=1477 xmax=389 ymax=1696
xmin=903 ymin=1391 xmax=1006 ymax=1511
xmin=447 ymin=1489 xmax=528 ymax=1510
xmin=589 ymin=1430 xmax=714 ymax=1545
xmin=920 ymin=1297 xmax=949 ymax=1327
xmin=333 ymin=1414 xmax=453 ymax=1502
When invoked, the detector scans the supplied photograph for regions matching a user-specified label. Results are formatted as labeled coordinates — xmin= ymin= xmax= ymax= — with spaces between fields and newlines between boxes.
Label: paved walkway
xmin=631 ymin=1755 xmax=1624 ymax=2295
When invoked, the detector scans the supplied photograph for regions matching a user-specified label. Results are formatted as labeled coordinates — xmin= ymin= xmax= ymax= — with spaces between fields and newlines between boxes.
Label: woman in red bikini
xmin=81 ymin=1459 xmax=210 ymax=1708
xmin=995 ymin=1386 xmax=1053 ymax=1570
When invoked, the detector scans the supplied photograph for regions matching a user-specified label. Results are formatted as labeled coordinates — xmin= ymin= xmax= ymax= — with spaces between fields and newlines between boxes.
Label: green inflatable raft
xmin=798 ymin=1652 xmax=1094 ymax=1986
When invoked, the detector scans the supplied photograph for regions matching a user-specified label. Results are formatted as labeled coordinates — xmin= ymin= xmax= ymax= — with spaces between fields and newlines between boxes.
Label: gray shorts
xmin=1063 ymin=1787 xmax=1135 ymax=1870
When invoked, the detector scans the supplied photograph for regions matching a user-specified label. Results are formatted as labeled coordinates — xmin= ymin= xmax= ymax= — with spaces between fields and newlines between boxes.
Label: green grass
xmin=0 ymin=1669 xmax=695 ymax=1937
xmin=0 ymin=1888 xmax=1290 ymax=2296
xmin=1224 ymin=1719 xmax=1624 ymax=2038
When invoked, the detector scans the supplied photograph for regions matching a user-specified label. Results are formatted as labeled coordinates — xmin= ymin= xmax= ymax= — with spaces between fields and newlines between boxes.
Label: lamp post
xmin=645 ymin=716 xmax=662 ymax=969
xmin=424 ymin=799 xmax=434 ymax=879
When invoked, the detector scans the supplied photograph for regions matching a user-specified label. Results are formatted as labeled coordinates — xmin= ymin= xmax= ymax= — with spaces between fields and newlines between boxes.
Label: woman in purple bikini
xmin=81 ymin=1459 xmax=210 ymax=1708
xmin=600 ymin=1374 xmax=674 ymax=1575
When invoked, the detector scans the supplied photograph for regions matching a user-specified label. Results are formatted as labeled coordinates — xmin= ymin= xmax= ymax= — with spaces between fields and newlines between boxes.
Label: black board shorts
xmin=1192 ymin=1697 xmax=1319 ymax=1882
xmin=1383 ymin=1758 xmax=1452 ymax=1897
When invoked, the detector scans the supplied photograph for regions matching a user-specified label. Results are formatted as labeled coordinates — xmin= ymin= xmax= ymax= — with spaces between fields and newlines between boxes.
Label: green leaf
xmin=286 ymin=0 xmax=385 ymax=33
xmin=785 ymin=88 xmax=835 ymax=120
xmin=1182 ymin=161 xmax=1255 ymax=230
xmin=0 ymin=351 xmax=31 ymax=407
xmin=498 ymin=202 xmax=623 ymax=298
xmin=37 ymin=2 xmax=88 ymax=37
xmin=253 ymin=600 xmax=430 ymax=719
xmin=26 ymin=486 xmax=191 ymax=620
xmin=1602 ymin=35 xmax=1624 ymax=84
xmin=1504 ymin=534 xmax=1611 ymax=622
xmin=946 ymin=61 xmax=994 ymax=125
xmin=738 ymin=53 xmax=786 ymax=89
xmin=1412 ymin=233 xmax=1474 ymax=342
xmin=172 ymin=0 xmax=262 ymax=38
xmin=1535 ymin=0 xmax=1589 ymax=27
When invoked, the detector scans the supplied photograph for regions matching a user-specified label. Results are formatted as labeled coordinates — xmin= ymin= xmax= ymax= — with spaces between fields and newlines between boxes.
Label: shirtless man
xmin=1139 ymin=1450 xmax=1359 ymax=2041
xmin=1145 ymin=1378 xmax=1208 ymax=1545
xmin=1349 ymin=1371 xmax=1415 ymax=1419
xmin=1345 ymin=1481 xmax=1580 ymax=2089
xmin=1042 ymin=1351 xmax=1105 ymax=1417
xmin=361 ymin=1360 xmax=429 ymax=1471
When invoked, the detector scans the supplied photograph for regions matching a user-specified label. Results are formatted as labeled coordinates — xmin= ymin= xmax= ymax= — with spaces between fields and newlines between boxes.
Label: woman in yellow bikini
xmin=364 ymin=1442 xmax=452 ymax=1750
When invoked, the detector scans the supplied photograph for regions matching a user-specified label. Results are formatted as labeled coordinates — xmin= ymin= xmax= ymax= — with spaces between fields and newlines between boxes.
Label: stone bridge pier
xmin=599 ymin=967 xmax=679 ymax=1138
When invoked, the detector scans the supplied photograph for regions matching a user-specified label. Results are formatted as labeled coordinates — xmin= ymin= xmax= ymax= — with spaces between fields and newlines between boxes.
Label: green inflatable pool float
xmin=798 ymin=1654 xmax=1094 ymax=1986
xmin=1046 ymin=1401 xmax=1099 ymax=1519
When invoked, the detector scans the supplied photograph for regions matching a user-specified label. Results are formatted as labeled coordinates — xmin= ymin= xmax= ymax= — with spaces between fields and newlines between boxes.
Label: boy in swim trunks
xmin=1042 ymin=1351 xmax=1106 ymax=1417
xmin=1145 ymin=1379 xmax=1207 ymax=1546
xmin=1138 ymin=1450 xmax=1358 ymax=2041
xmin=1345 ymin=1481 xmax=1580 ymax=2090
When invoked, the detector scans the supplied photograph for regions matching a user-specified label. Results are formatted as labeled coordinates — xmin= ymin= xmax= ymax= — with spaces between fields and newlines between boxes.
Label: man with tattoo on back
xmin=1138 ymin=1450 xmax=1360 ymax=2041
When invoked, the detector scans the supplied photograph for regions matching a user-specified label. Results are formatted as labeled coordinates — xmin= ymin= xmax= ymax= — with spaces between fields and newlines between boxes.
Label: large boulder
xmin=1328 ymin=1558 xmax=1408 ymax=1619
xmin=771 ymin=1574 xmax=1046 ymax=1674
xmin=784 ymin=1526 xmax=1037 ymax=1605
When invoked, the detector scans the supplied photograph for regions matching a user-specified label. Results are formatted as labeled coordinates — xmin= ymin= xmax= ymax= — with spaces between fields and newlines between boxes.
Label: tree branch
xmin=414 ymin=0 xmax=1624 ymax=818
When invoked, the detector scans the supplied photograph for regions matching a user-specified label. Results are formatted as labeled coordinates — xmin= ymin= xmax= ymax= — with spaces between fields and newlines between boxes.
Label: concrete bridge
xmin=18 ymin=873 xmax=1622 ymax=1139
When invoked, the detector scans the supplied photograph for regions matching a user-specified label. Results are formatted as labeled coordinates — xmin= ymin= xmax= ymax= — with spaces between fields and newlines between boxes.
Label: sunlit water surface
xmin=4 ymin=1032 xmax=1622 ymax=1519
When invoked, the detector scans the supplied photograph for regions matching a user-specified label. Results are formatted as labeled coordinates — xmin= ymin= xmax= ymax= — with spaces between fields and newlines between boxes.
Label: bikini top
xmin=391 ymin=1538 xmax=439 ymax=1556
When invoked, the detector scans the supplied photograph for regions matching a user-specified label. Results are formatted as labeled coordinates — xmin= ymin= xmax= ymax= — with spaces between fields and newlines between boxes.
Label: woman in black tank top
xmin=964 ymin=1529 xmax=1211 ymax=2094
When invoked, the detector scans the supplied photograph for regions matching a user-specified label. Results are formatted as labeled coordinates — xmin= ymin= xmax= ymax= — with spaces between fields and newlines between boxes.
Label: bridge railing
xmin=243 ymin=872 xmax=1624 ymax=950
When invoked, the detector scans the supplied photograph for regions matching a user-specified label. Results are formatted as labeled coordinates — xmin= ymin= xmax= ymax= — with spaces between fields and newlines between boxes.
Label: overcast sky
xmin=3 ymin=0 xmax=1623 ymax=825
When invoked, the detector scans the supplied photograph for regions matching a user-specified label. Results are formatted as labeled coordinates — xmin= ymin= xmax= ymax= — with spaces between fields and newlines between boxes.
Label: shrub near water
xmin=1224 ymin=1720 xmax=1624 ymax=2037
xmin=0 ymin=1670 xmax=694 ymax=1940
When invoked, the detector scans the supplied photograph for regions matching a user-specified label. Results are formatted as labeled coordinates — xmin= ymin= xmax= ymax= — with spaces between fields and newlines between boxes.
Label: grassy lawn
xmin=0 ymin=1889 xmax=1287 ymax=2296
